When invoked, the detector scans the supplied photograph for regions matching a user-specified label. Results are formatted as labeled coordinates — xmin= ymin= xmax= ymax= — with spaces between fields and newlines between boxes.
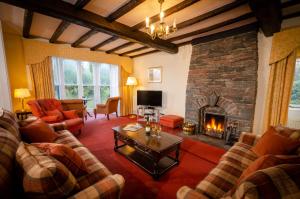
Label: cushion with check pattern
xmin=16 ymin=142 xmax=78 ymax=199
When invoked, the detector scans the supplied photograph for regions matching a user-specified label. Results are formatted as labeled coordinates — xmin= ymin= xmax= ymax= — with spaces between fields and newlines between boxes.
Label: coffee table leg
xmin=113 ymin=131 xmax=118 ymax=151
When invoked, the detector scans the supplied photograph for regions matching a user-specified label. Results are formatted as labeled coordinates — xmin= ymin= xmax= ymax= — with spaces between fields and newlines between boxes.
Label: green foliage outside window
xmin=65 ymin=86 xmax=78 ymax=99
xmin=100 ymin=86 xmax=110 ymax=104
xmin=291 ymin=61 xmax=300 ymax=106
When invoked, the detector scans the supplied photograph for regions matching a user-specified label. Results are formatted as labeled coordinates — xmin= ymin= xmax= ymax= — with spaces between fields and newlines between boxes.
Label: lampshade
xmin=14 ymin=88 xmax=31 ymax=98
xmin=126 ymin=77 xmax=137 ymax=86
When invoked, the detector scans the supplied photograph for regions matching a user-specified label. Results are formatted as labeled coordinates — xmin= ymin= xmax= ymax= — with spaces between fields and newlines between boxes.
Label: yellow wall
xmin=2 ymin=25 xmax=133 ymax=111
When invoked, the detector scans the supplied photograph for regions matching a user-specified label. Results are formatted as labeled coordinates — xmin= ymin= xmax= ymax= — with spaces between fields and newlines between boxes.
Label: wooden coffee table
xmin=112 ymin=124 xmax=183 ymax=179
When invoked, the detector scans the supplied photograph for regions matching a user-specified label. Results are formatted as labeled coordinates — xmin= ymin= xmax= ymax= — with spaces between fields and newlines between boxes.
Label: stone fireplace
xmin=185 ymin=30 xmax=258 ymax=143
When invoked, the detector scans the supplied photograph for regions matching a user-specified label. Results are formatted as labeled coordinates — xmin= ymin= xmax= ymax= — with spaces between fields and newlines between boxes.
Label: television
xmin=137 ymin=90 xmax=162 ymax=107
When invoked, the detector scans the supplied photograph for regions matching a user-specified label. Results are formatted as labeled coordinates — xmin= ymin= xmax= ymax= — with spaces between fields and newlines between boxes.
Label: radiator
xmin=287 ymin=120 xmax=300 ymax=129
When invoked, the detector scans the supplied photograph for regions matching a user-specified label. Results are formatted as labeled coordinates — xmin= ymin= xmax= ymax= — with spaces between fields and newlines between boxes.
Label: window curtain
xmin=29 ymin=56 xmax=55 ymax=99
xmin=263 ymin=27 xmax=300 ymax=131
xmin=119 ymin=66 xmax=132 ymax=116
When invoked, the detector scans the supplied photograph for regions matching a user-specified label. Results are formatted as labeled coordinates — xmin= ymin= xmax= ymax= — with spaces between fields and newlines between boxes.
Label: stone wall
xmin=185 ymin=31 xmax=258 ymax=133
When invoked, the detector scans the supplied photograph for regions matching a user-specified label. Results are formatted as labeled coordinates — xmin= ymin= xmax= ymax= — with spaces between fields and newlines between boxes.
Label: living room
xmin=0 ymin=0 xmax=300 ymax=198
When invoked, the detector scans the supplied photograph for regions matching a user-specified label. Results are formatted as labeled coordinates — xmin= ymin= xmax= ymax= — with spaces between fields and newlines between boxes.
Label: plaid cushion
xmin=74 ymin=147 xmax=111 ymax=189
xmin=0 ymin=108 xmax=20 ymax=141
xmin=0 ymin=127 xmax=20 ymax=198
xmin=232 ymin=164 xmax=300 ymax=199
xmin=238 ymin=132 xmax=260 ymax=147
xmin=54 ymin=130 xmax=83 ymax=148
xmin=16 ymin=142 xmax=78 ymax=198
xmin=69 ymin=174 xmax=125 ymax=199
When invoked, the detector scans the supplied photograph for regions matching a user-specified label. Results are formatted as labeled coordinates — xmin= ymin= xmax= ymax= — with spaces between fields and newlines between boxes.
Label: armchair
xmin=94 ymin=97 xmax=120 ymax=120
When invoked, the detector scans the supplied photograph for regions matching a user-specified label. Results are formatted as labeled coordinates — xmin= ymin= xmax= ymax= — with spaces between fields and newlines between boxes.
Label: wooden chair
xmin=94 ymin=97 xmax=120 ymax=120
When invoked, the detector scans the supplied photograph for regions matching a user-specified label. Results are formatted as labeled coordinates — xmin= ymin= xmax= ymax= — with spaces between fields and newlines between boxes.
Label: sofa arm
xmin=68 ymin=174 xmax=124 ymax=199
xmin=49 ymin=122 xmax=67 ymax=131
xmin=177 ymin=186 xmax=209 ymax=199
xmin=238 ymin=132 xmax=260 ymax=146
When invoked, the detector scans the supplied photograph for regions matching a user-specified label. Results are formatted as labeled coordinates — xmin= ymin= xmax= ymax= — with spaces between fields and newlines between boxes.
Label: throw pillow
xmin=16 ymin=142 xmax=78 ymax=198
xmin=251 ymin=126 xmax=300 ymax=156
xmin=62 ymin=110 xmax=79 ymax=119
xmin=46 ymin=109 xmax=64 ymax=121
xmin=238 ymin=154 xmax=300 ymax=183
xmin=33 ymin=143 xmax=88 ymax=177
xmin=41 ymin=115 xmax=60 ymax=123
xmin=19 ymin=119 xmax=58 ymax=143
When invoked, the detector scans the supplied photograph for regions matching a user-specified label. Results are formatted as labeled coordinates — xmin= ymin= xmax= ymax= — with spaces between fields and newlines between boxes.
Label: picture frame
xmin=147 ymin=67 xmax=162 ymax=83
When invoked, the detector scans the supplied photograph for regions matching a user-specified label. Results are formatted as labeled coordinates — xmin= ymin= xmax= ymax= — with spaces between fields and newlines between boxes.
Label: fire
xmin=206 ymin=117 xmax=223 ymax=132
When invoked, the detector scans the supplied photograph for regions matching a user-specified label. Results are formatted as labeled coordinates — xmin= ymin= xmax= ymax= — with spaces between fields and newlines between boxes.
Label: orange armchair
xmin=27 ymin=99 xmax=84 ymax=135
xmin=94 ymin=97 xmax=120 ymax=120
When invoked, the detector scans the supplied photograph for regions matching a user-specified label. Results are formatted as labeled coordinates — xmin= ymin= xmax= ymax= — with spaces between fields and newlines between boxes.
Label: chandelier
xmin=145 ymin=0 xmax=177 ymax=40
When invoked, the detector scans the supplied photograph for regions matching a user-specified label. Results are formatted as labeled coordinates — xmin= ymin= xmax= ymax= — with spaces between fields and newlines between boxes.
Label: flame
xmin=206 ymin=117 xmax=223 ymax=132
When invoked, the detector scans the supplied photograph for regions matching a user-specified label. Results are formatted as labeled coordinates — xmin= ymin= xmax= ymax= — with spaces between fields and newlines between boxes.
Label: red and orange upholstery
xmin=27 ymin=99 xmax=84 ymax=134
xmin=160 ymin=115 xmax=184 ymax=128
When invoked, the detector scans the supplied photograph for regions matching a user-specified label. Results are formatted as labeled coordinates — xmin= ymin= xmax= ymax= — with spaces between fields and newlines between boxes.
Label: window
xmin=290 ymin=59 xmax=300 ymax=107
xmin=52 ymin=57 xmax=119 ymax=110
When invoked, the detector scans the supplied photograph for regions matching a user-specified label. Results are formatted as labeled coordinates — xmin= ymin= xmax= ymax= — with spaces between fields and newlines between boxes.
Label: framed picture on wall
xmin=147 ymin=67 xmax=162 ymax=83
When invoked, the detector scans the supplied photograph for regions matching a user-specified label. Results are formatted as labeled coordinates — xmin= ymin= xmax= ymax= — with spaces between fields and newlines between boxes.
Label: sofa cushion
xmin=16 ymin=142 xmax=78 ymax=199
xmin=55 ymin=130 xmax=84 ymax=148
xmin=0 ymin=127 xmax=20 ymax=198
xmin=27 ymin=100 xmax=45 ymax=117
xmin=38 ymin=99 xmax=63 ymax=112
xmin=252 ymin=126 xmax=300 ymax=156
xmin=62 ymin=110 xmax=79 ymax=119
xmin=74 ymin=147 xmax=111 ymax=189
xmin=0 ymin=108 xmax=20 ymax=140
xmin=33 ymin=143 xmax=89 ymax=177
xmin=46 ymin=109 xmax=64 ymax=121
xmin=19 ymin=119 xmax=58 ymax=143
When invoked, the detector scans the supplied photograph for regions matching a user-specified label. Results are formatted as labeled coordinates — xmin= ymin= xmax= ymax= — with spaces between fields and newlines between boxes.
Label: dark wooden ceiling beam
xmin=107 ymin=0 xmax=146 ymax=21
xmin=249 ymin=0 xmax=281 ymax=37
xmin=71 ymin=30 xmax=97 ymax=47
xmin=168 ymin=12 xmax=254 ymax=42
xmin=100 ymin=0 xmax=200 ymax=52
xmin=90 ymin=36 xmax=119 ymax=51
xmin=130 ymin=50 xmax=160 ymax=58
xmin=112 ymin=0 xmax=248 ymax=55
xmin=119 ymin=46 xmax=148 ymax=56
xmin=282 ymin=0 xmax=300 ymax=8
xmin=49 ymin=0 xmax=91 ymax=43
xmin=23 ymin=9 xmax=33 ymax=38
xmin=1 ymin=0 xmax=178 ymax=53
xmin=192 ymin=22 xmax=258 ymax=45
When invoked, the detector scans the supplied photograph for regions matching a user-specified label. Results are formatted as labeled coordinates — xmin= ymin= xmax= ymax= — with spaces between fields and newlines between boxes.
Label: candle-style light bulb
xmin=150 ymin=24 xmax=155 ymax=34
xmin=173 ymin=19 xmax=176 ymax=29
xmin=160 ymin=11 xmax=164 ymax=23
xmin=145 ymin=16 xmax=149 ymax=28
xmin=166 ymin=25 xmax=169 ymax=34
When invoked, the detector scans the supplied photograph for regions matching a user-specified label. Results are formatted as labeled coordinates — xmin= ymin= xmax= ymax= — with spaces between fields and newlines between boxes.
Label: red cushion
xmin=62 ymin=110 xmax=79 ymax=119
xmin=160 ymin=115 xmax=184 ymax=128
xmin=33 ymin=143 xmax=88 ymax=177
xmin=65 ymin=118 xmax=84 ymax=133
xmin=27 ymin=100 xmax=45 ymax=117
xmin=19 ymin=119 xmax=58 ymax=143
xmin=46 ymin=109 xmax=64 ymax=121
xmin=41 ymin=115 xmax=60 ymax=123
xmin=38 ymin=99 xmax=63 ymax=112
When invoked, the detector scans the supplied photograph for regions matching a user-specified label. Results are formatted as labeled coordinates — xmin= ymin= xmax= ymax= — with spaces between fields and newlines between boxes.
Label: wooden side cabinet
xmin=15 ymin=110 xmax=32 ymax=120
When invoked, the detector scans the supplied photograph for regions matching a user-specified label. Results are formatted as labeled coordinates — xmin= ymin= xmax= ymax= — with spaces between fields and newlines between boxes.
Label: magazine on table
xmin=123 ymin=124 xmax=142 ymax=131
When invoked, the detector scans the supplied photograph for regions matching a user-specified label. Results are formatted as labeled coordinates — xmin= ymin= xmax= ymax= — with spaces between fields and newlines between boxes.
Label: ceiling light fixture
xmin=145 ymin=0 xmax=177 ymax=40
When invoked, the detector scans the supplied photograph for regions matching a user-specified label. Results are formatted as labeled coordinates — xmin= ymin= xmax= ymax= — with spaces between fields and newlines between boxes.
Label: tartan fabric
xmin=177 ymin=186 xmax=209 ymax=199
xmin=232 ymin=164 xmax=300 ymax=199
xmin=238 ymin=132 xmax=260 ymax=147
xmin=0 ymin=108 xmax=20 ymax=141
xmin=74 ymin=146 xmax=112 ymax=189
xmin=54 ymin=130 xmax=84 ymax=148
xmin=16 ymin=142 xmax=78 ymax=199
xmin=0 ymin=127 xmax=20 ymax=198
xmin=69 ymin=174 xmax=125 ymax=199
xmin=49 ymin=122 xmax=67 ymax=131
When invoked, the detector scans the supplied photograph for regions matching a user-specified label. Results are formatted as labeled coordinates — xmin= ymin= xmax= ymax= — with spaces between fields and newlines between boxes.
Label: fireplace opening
xmin=204 ymin=113 xmax=225 ymax=139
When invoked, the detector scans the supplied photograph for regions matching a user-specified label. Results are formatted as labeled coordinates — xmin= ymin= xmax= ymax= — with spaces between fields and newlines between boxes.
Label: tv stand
xmin=137 ymin=106 xmax=160 ymax=122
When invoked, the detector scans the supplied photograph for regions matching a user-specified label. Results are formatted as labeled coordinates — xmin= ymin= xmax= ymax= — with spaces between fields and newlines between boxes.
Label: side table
xmin=15 ymin=110 xmax=32 ymax=120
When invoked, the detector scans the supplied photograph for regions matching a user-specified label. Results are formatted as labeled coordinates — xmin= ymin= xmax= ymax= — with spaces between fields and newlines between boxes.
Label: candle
xmin=173 ymin=19 xmax=176 ymax=29
xmin=166 ymin=25 xmax=169 ymax=34
xmin=160 ymin=11 xmax=164 ymax=23
xmin=150 ymin=24 xmax=155 ymax=34
xmin=145 ymin=17 xmax=149 ymax=28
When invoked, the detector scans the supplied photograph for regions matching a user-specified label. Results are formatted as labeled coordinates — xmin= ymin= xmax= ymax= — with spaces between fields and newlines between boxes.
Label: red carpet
xmin=78 ymin=115 xmax=225 ymax=199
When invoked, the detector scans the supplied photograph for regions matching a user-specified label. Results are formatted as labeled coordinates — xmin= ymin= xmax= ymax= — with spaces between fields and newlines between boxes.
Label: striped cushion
xmin=232 ymin=164 xmax=300 ymax=199
xmin=196 ymin=142 xmax=257 ymax=198
xmin=54 ymin=130 xmax=83 ymax=148
xmin=0 ymin=108 xmax=20 ymax=141
xmin=0 ymin=127 xmax=20 ymax=198
xmin=16 ymin=142 xmax=78 ymax=198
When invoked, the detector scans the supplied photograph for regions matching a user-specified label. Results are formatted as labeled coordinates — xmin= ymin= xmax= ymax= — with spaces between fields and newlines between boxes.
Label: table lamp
xmin=126 ymin=77 xmax=137 ymax=118
xmin=14 ymin=88 xmax=31 ymax=111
